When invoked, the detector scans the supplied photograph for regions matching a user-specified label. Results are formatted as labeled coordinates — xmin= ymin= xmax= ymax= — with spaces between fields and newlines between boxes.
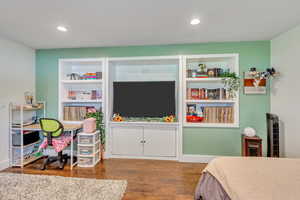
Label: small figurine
xmin=67 ymin=73 xmax=80 ymax=80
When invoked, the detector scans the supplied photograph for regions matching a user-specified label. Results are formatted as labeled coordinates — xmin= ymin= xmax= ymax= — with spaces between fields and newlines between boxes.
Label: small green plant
xmin=221 ymin=72 xmax=240 ymax=98
xmin=86 ymin=112 xmax=105 ymax=147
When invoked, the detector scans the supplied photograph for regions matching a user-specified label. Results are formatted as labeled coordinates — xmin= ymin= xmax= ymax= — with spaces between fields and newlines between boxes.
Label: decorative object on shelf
xmin=163 ymin=115 xmax=175 ymax=122
xmin=24 ymin=91 xmax=34 ymax=105
xmin=186 ymin=115 xmax=204 ymax=123
xmin=198 ymin=64 xmax=206 ymax=73
xmin=243 ymin=127 xmax=256 ymax=137
xmin=83 ymin=118 xmax=96 ymax=133
xmin=244 ymin=67 xmax=279 ymax=94
xmin=186 ymin=104 xmax=204 ymax=122
xmin=112 ymin=113 xmax=123 ymax=122
xmin=221 ymin=72 xmax=240 ymax=98
xmin=67 ymin=73 xmax=80 ymax=80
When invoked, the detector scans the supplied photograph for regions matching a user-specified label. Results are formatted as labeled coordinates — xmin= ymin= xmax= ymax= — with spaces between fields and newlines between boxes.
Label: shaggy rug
xmin=0 ymin=173 xmax=127 ymax=200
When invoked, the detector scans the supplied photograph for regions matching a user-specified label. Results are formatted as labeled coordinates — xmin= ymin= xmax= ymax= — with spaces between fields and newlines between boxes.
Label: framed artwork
xmin=243 ymin=72 xmax=267 ymax=94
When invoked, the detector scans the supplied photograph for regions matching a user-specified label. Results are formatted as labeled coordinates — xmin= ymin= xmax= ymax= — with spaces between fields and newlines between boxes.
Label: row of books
xmin=187 ymin=88 xmax=227 ymax=100
xmin=63 ymin=106 xmax=90 ymax=121
xmin=202 ymin=106 xmax=234 ymax=123
xmin=67 ymin=90 xmax=102 ymax=101
xmin=187 ymin=104 xmax=234 ymax=123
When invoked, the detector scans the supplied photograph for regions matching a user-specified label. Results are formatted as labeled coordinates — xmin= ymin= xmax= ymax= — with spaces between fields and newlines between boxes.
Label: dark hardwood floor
xmin=4 ymin=158 xmax=206 ymax=200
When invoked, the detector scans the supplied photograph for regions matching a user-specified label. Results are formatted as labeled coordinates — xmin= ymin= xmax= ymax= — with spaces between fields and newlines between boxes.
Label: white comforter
xmin=204 ymin=157 xmax=300 ymax=200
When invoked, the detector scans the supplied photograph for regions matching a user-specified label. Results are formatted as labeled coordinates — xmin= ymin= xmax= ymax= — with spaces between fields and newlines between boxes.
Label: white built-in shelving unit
xmin=58 ymin=58 xmax=106 ymax=124
xmin=57 ymin=54 xmax=239 ymax=162
xmin=182 ymin=54 xmax=239 ymax=128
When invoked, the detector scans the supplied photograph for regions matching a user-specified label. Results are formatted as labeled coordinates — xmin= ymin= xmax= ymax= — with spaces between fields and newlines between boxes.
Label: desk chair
xmin=40 ymin=118 xmax=68 ymax=170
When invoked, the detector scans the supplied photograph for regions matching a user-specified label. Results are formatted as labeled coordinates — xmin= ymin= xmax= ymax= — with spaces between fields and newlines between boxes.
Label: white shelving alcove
xmin=58 ymin=58 xmax=106 ymax=124
xmin=183 ymin=54 xmax=239 ymax=128
xmin=106 ymin=56 xmax=182 ymax=160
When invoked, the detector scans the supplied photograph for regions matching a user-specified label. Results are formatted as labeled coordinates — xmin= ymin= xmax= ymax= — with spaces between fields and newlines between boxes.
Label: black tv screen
xmin=113 ymin=81 xmax=175 ymax=118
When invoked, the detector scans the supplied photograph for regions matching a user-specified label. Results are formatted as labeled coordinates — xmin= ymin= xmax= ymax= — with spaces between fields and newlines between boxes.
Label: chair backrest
xmin=39 ymin=118 xmax=64 ymax=145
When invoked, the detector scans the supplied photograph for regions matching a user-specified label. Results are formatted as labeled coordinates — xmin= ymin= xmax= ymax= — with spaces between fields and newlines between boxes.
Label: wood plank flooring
xmin=4 ymin=158 xmax=206 ymax=200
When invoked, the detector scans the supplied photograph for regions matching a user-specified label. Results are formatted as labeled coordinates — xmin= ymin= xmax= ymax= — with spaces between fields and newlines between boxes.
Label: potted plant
xmin=86 ymin=111 xmax=105 ymax=160
xmin=220 ymin=72 xmax=240 ymax=99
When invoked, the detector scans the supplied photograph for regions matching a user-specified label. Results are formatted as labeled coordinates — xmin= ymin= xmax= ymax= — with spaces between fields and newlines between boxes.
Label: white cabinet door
xmin=111 ymin=126 xmax=143 ymax=156
xmin=143 ymin=127 xmax=176 ymax=157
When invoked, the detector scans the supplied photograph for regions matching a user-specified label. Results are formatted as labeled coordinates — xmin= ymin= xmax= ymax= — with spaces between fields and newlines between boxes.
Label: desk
xmin=22 ymin=123 xmax=82 ymax=170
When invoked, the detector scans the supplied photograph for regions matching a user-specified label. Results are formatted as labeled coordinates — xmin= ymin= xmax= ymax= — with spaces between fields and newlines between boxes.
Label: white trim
xmin=107 ymin=55 xmax=181 ymax=61
xmin=0 ymin=159 xmax=10 ymax=170
xmin=107 ymin=154 xmax=178 ymax=161
xmin=185 ymin=53 xmax=239 ymax=59
xmin=180 ymin=154 xmax=217 ymax=163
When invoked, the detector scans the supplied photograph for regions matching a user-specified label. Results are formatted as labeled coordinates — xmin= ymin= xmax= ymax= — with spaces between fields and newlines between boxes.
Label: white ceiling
xmin=1 ymin=0 xmax=300 ymax=49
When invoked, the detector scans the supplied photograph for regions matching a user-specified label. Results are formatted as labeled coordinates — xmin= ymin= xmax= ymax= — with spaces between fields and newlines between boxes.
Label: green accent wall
xmin=36 ymin=41 xmax=270 ymax=156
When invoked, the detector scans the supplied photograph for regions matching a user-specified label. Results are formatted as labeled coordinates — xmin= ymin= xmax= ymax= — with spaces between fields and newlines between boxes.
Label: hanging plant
xmin=221 ymin=72 xmax=240 ymax=99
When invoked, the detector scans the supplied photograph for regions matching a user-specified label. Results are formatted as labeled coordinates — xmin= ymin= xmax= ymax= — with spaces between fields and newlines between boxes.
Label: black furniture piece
xmin=40 ymin=118 xmax=68 ymax=170
xmin=266 ymin=113 xmax=280 ymax=157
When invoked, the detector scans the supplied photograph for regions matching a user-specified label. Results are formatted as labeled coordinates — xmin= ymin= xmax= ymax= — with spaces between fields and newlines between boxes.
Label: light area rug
xmin=0 ymin=173 xmax=127 ymax=200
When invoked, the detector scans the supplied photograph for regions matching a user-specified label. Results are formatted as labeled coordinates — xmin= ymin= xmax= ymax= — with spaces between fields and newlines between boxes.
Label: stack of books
xmin=80 ymin=72 xmax=102 ymax=80
xmin=187 ymin=88 xmax=227 ymax=100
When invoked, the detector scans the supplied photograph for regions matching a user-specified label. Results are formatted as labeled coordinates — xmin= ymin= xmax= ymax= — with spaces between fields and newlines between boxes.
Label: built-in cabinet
xmin=58 ymin=54 xmax=239 ymax=161
xmin=111 ymin=123 xmax=177 ymax=158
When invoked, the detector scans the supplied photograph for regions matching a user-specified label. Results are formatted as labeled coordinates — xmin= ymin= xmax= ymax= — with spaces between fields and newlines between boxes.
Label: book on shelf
xmin=64 ymin=106 xmax=98 ymax=121
xmin=186 ymin=104 xmax=234 ymax=123
xmin=67 ymin=90 xmax=102 ymax=101
xmin=187 ymin=88 xmax=227 ymax=100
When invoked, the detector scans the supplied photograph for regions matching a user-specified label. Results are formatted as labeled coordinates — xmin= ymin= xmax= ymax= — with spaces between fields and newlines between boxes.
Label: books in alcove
xmin=187 ymin=104 xmax=234 ymax=123
xmin=63 ymin=106 xmax=98 ymax=121
xmin=67 ymin=90 xmax=101 ymax=101
xmin=187 ymin=88 xmax=227 ymax=100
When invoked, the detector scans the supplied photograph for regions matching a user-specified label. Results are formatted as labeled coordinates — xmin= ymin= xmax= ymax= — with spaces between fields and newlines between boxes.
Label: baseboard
xmin=180 ymin=154 xmax=217 ymax=163
xmin=0 ymin=159 xmax=9 ymax=171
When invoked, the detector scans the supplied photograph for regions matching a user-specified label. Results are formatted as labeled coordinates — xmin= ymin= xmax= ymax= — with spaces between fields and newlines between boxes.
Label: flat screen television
xmin=113 ymin=81 xmax=175 ymax=118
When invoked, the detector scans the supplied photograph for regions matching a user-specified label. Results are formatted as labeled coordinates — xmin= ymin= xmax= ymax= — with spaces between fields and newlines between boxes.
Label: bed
xmin=195 ymin=157 xmax=300 ymax=200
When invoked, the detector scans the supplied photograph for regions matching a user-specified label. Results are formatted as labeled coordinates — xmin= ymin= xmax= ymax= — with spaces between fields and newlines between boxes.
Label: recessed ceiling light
xmin=190 ymin=18 xmax=201 ymax=25
xmin=57 ymin=26 xmax=68 ymax=32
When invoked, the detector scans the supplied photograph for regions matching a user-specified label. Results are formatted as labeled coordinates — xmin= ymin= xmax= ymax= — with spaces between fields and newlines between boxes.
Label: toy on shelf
xmin=186 ymin=104 xmax=204 ymax=123
xmin=186 ymin=115 xmax=204 ymax=123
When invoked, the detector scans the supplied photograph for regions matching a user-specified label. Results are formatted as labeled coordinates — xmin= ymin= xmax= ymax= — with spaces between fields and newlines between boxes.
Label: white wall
xmin=271 ymin=24 xmax=300 ymax=157
xmin=0 ymin=36 xmax=35 ymax=170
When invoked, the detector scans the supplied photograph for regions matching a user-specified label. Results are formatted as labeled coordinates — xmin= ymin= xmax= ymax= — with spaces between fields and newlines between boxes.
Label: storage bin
xmin=78 ymin=131 xmax=100 ymax=145
xmin=78 ymin=152 xmax=100 ymax=167
xmin=83 ymin=118 xmax=96 ymax=133
xmin=12 ymin=142 xmax=40 ymax=165
xmin=12 ymin=131 xmax=40 ymax=146
xmin=78 ymin=141 xmax=100 ymax=156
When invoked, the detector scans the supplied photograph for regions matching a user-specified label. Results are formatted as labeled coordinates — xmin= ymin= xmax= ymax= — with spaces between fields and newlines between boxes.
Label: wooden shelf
xmin=61 ymin=80 xmax=102 ymax=84
xmin=13 ymin=154 xmax=43 ymax=167
xmin=12 ymin=140 xmax=41 ymax=148
xmin=12 ymin=106 xmax=44 ymax=111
